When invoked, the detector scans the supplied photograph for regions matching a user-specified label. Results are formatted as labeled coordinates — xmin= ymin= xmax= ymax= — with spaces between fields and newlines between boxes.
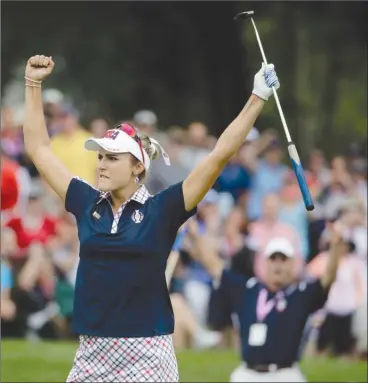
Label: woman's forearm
xmin=194 ymin=234 xmax=224 ymax=281
xmin=213 ymin=95 xmax=265 ymax=162
xmin=22 ymin=56 xmax=72 ymax=200
xmin=24 ymin=80 xmax=50 ymax=155
xmin=321 ymin=243 xmax=340 ymax=289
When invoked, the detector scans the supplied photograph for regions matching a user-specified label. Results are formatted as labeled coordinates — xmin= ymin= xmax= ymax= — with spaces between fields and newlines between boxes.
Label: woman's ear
xmin=134 ymin=162 xmax=145 ymax=177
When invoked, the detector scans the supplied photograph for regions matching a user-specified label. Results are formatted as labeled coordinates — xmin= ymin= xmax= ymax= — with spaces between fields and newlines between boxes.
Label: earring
xmin=135 ymin=176 xmax=140 ymax=183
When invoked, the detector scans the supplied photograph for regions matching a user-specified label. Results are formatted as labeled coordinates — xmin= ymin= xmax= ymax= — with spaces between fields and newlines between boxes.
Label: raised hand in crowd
xmin=321 ymin=220 xmax=345 ymax=289
xmin=186 ymin=218 xmax=224 ymax=281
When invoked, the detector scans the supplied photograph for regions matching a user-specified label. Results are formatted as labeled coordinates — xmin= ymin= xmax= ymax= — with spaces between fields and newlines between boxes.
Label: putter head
xmin=234 ymin=10 xmax=254 ymax=20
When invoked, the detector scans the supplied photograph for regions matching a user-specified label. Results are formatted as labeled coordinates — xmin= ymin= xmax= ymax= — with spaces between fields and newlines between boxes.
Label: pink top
xmin=248 ymin=220 xmax=304 ymax=281
xmin=307 ymin=252 xmax=366 ymax=315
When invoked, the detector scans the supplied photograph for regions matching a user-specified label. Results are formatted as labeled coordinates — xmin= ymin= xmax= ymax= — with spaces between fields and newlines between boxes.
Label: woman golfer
xmin=23 ymin=55 xmax=279 ymax=382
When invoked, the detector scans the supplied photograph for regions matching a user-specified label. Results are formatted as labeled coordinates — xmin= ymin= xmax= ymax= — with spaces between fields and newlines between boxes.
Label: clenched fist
xmin=25 ymin=55 xmax=55 ymax=82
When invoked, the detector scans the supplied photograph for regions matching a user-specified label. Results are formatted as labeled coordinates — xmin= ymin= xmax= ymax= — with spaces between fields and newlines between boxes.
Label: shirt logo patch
xmin=132 ymin=210 xmax=144 ymax=224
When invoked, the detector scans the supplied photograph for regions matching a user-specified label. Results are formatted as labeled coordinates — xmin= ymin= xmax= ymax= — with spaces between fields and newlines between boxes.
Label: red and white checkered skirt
xmin=67 ymin=334 xmax=179 ymax=382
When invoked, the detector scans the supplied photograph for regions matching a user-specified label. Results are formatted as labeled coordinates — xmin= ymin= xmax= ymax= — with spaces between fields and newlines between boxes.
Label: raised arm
xmin=165 ymin=250 xmax=180 ymax=287
xmin=321 ymin=221 xmax=344 ymax=290
xmin=23 ymin=55 xmax=72 ymax=200
xmin=186 ymin=219 xmax=224 ymax=281
xmin=183 ymin=64 xmax=279 ymax=211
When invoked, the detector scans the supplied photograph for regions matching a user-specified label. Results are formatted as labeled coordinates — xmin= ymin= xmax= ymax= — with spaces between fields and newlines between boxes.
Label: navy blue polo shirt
xmin=65 ymin=177 xmax=196 ymax=338
xmin=210 ymin=270 xmax=329 ymax=365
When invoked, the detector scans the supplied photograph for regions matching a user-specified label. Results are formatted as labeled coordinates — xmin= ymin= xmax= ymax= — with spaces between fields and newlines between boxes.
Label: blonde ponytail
xmin=138 ymin=132 xmax=160 ymax=161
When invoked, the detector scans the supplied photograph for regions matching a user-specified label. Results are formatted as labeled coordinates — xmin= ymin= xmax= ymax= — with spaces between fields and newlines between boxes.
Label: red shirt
xmin=1 ymin=158 xmax=19 ymax=212
xmin=7 ymin=216 xmax=57 ymax=250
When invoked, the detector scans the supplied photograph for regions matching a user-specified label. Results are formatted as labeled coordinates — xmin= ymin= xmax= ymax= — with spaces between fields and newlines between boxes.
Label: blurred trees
xmin=241 ymin=2 xmax=367 ymax=157
xmin=2 ymin=1 xmax=366 ymax=157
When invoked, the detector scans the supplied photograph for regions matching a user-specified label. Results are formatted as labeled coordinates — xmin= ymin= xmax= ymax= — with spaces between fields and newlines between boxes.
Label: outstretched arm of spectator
xmin=240 ymin=129 xmax=278 ymax=172
xmin=1 ymin=289 xmax=16 ymax=321
xmin=18 ymin=243 xmax=54 ymax=299
xmin=186 ymin=219 xmax=224 ymax=281
xmin=23 ymin=55 xmax=72 ymax=200
xmin=321 ymin=221 xmax=343 ymax=289
xmin=165 ymin=250 xmax=180 ymax=287
xmin=182 ymin=64 xmax=280 ymax=211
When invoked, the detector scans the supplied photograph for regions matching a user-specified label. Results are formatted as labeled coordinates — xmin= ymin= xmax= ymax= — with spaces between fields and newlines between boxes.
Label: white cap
xmin=85 ymin=128 xmax=152 ymax=170
xmin=133 ymin=110 xmax=158 ymax=126
xmin=264 ymin=237 xmax=295 ymax=258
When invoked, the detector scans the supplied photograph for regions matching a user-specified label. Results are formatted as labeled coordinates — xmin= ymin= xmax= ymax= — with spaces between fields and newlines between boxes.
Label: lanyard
xmin=256 ymin=289 xmax=275 ymax=322
xmin=256 ymin=284 xmax=296 ymax=322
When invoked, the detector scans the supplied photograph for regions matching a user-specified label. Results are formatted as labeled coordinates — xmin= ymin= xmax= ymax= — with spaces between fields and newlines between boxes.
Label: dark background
xmin=2 ymin=1 xmax=367 ymax=157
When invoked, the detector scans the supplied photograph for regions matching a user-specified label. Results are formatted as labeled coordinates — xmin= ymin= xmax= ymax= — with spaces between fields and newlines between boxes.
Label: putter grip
xmin=288 ymin=143 xmax=314 ymax=211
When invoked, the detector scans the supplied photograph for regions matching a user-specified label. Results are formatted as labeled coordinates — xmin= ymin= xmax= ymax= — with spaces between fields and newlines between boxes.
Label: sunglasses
xmin=115 ymin=123 xmax=138 ymax=140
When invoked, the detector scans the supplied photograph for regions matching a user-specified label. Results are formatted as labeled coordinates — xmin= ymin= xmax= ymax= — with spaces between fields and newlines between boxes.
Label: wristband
xmin=24 ymin=76 xmax=42 ymax=84
xmin=25 ymin=83 xmax=41 ymax=88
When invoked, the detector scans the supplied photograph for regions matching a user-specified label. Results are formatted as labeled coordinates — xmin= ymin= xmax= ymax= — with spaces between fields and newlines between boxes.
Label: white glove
xmin=252 ymin=63 xmax=280 ymax=101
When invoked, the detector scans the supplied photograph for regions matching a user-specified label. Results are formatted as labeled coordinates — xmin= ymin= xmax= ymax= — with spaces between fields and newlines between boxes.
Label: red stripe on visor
xmin=116 ymin=123 xmax=145 ymax=165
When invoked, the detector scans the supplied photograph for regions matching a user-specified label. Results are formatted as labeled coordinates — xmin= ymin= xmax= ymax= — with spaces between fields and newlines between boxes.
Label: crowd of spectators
xmin=1 ymin=88 xmax=367 ymax=361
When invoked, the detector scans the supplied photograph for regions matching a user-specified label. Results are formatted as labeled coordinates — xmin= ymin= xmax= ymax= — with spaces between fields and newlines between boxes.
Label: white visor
xmin=85 ymin=129 xmax=151 ymax=169
xmin=264 ymin=237 xmax=295 ymax=258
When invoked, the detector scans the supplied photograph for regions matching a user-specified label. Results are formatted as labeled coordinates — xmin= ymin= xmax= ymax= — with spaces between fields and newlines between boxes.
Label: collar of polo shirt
xmin=84 ymin=129 xmax=151 ymax=170
xmin=97 ymin=184 xmax=152 ymax=206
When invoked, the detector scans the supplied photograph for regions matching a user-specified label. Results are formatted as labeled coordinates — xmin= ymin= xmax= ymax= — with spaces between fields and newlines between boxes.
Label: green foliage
xmin=240 ymin=3 xmax=366 ymax=155
xmin=2 ymin=2 xmax=366 ymax=154
xmin=333 ymin=79 xmax=367 ymax=136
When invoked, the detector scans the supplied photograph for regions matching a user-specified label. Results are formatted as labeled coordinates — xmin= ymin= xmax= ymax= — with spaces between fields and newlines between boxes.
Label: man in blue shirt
xmin=214 ymin=154 xmax=252 ymax=203
xmin=247 ymin=139 xmax=288 ymax=221
xmin=187 ymin=220 xmax=342 ymax=382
